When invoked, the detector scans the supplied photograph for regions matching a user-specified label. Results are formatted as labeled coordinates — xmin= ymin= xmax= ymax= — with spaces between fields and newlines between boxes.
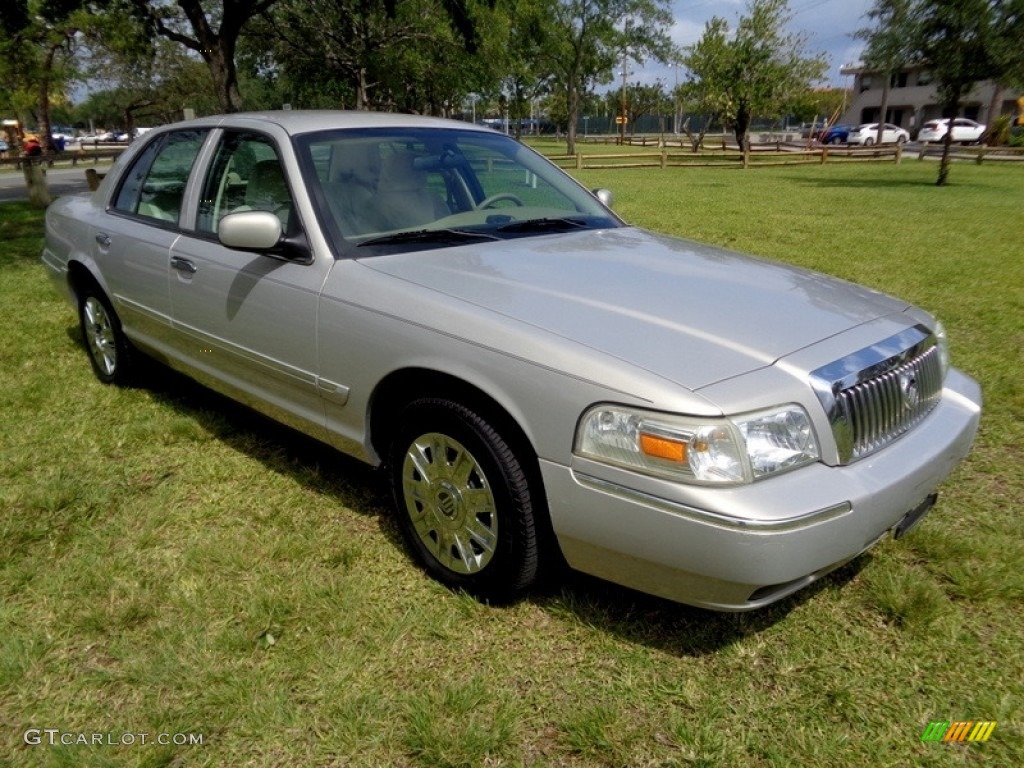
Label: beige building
xmin=839 ymin=63 xmax=1023 ymax=134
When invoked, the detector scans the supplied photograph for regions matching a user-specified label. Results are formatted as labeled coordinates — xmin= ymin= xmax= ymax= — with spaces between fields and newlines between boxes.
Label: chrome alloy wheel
xmin=83 ymin=296 xmax=118 ymax=377
xmin=401 ymin=432 xmax=499 ymax=575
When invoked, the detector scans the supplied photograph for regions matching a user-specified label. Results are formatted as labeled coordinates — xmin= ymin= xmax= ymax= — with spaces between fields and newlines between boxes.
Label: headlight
xmin=576 ymin=404 xmax=819 ymax=485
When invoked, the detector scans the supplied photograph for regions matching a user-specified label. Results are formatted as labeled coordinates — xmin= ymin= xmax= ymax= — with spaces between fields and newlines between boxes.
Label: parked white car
xmin=846 ymin=123 xmax=911 ymax=145
xmin=41 ymin=111 xmax=981 ymax=610
xmin=917 ymin=118 xmax=986 ymax=144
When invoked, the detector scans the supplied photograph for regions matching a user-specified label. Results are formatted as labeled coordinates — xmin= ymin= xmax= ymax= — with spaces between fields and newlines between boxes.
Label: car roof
xmin=159 ymin=110 xmax=491 ymax=138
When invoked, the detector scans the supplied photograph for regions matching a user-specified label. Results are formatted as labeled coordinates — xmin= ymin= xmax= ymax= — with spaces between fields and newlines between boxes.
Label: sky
xmin=634 ymin=0 xmax=876 ymax=89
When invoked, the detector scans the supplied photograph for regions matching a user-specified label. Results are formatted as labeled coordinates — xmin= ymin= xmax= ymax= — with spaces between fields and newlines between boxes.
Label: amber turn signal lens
xmin=639 ymin=433 xmax=687 ymax=462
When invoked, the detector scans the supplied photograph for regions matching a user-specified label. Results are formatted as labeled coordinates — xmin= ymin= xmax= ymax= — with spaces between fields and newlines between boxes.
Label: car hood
xmin=359 ymin=227 xmax=909 ymax=390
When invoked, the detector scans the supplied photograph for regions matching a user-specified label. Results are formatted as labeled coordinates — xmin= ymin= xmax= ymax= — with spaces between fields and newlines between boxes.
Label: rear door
xmin=93 ymin=129 xmax=209 ymax=351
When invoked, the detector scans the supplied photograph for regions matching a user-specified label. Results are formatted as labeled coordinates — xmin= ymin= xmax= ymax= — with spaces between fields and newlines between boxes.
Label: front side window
xmin=296 ymin=127 xmax=621 ymax=255
xmin=113 ymin=130 xmax=208 ymax=224
xmin=197 ymin=131 xmax=292 ymax=236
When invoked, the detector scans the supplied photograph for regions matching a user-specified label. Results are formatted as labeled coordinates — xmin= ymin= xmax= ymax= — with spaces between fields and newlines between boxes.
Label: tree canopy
xmin=859 ymin=0 xmax=1024 ymax=185
xmin=682 ymin=0 xmax=827 ymax=153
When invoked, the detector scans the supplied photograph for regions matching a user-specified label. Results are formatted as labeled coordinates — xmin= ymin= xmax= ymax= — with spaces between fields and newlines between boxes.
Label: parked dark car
xmin=820 ymin=124 xmax=852 ymax=144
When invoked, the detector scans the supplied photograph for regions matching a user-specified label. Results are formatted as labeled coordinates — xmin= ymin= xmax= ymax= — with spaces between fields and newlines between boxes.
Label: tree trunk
xmin=23 ymin=162 xmax=53 ymax=208
xmin=26 ymin=42 xmax=58 ymax=203
xmin=985 ymin=83 xmax=1005 ymax=145
xmin=734 ymin=103 xmax=751 ymax=155
xmin=876 ymin=77 xmax=891 ymax=144
xmin=38 ymin=45 xmax=56 ymax=154
xmin=937 ymin=96 xmax=958 ymax=187
xmin=565 ymin=87 xmax=579 ymax=156
xmin=205 ymin=41 xmax=244 ymax=113
xmin=356 ymin=66 xmax=369 ymax=110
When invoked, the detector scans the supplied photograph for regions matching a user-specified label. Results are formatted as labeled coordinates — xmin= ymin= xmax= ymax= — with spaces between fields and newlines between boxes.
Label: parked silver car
xmin=42 ymin=111 xmax=981 ymax=610
xmin=846 ymin=122 xmax=911 ymax=145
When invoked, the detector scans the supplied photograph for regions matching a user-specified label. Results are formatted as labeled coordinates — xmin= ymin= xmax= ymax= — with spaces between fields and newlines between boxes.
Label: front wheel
xmin=78 ymin=287 xmax=133 ymax=385
xmin=388 ymin=399 xmax=539 ymax=603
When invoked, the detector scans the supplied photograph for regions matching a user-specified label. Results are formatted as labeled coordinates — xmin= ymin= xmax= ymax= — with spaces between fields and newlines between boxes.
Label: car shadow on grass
xmin=67 ymin=326 xmax=872 ymax=656
xmin=528 ymin=556 xmax=872 ymax=657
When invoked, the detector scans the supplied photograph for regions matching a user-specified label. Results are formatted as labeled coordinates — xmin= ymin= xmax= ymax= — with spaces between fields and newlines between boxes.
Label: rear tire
xmin=78 ymin=287 xmax=134 ymax=385
xmin=388 ymin=398 xmax=539 ymax=603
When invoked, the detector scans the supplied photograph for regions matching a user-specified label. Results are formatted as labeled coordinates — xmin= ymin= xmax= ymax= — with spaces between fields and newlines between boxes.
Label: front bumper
xmin=542 ymin=369 xmax=981 ymax=611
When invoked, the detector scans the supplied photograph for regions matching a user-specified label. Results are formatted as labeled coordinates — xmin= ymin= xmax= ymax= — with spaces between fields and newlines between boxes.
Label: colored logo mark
xmin=921 ymin=721 xmax=996 ymax=742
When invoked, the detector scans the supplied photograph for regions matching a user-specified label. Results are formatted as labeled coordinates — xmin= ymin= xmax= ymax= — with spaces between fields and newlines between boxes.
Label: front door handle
xmin=95 ymin=233 xmax=111 ymax=248
xmin=170 ymin=256 xmax=197 ymax=275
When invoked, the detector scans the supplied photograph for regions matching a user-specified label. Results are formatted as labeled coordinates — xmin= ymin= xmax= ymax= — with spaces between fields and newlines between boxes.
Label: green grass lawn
xmin=1 ymin=162 xmax=1022 ymax=767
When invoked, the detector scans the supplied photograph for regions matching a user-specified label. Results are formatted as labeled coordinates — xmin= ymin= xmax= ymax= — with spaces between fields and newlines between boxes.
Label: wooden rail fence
xmin=544 ymin=144 xmax=907 ymax=171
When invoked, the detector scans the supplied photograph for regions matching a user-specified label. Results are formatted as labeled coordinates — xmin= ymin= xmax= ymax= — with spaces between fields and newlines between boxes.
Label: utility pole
xmin=619 ymin=56 xmax=628 ymax=145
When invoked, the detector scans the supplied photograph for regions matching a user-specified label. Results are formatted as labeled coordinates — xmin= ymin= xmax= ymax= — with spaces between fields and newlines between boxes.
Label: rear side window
xmin=113 ymin=130 xmax=208 ymax=224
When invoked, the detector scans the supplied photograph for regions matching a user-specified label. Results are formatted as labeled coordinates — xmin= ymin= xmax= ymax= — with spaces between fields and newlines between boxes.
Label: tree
xmin=254 ymin=0 xmax=497 ymax=114
xmin=0 ymin=0 xmax=104 ymax=205
xmin=77 ymin=39 xmax=221 ymax=128
xmin=856 ymin=0 xmax=915 ymax=145
xmin=127 ymin=0 xmax=279 ymax=113
xmin=986 ymin=1 xmax=1024 ymax=135
xmin=603 ymin=80 xmax=668 ymax=135
xmin=493 ymin=0 xmax=554 ymax=138
xmin=908 ymin=0 xmax=1021 ymax=185
xmin=541 ymin=0 xmax=674 ymax=154
xmin=683 ymin=0 xmax=827 ymax=158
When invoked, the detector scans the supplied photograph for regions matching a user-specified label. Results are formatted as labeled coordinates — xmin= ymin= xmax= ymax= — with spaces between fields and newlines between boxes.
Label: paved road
xmin=0 ymin=166 xmax=106 ymax=203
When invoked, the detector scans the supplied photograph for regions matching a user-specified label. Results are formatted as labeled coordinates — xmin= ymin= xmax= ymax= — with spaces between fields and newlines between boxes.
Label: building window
xmin=860 ymin=75 xmax=873 ymax=93
xmin=917 ymin=70 xmax=933 ymax=86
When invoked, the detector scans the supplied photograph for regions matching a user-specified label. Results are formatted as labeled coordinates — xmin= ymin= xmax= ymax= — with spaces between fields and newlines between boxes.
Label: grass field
xmin=1 ymin=161 xmax=1022 ymax=767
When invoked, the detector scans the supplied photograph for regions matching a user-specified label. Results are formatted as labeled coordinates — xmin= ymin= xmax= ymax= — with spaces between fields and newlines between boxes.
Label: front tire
xmin=388 ymin=398 xmax=539 ymax=603
xmin=78 ymin=287 xmax=133 ymax=385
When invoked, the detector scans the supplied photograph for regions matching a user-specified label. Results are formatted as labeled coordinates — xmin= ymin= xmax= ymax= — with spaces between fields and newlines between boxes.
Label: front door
xmin=167 ymin=130 xmax=329 ymax=437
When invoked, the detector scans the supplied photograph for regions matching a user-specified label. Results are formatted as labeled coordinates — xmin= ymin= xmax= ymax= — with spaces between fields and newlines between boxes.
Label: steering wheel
xmin=476 ymin=193 xmax=524 ymax=210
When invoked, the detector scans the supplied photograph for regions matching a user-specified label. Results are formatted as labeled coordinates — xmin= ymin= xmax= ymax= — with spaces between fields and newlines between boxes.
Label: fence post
xmin=576 ymin=153 xmax=582 ymax=170
xmin=895 ymin=143 xmax=903 ymax=164
xmin=661 ymin=149 xmax=667 ymax=169
xmin=820 ymin=146 xmax=828 ymax=165
xmin=975 ymin=148 xmax=985 ymax=165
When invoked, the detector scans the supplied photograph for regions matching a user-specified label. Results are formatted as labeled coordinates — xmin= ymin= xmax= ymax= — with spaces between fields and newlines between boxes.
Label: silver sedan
xmin=42 ymin=111 xmax=981 ymax=610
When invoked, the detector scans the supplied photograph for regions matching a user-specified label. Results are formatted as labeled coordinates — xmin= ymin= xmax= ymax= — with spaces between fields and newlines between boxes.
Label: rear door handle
xmin=95 ymin=233 xmax=111 ymax=248
xmin=170 ymin=256 xmax=197 ymax=275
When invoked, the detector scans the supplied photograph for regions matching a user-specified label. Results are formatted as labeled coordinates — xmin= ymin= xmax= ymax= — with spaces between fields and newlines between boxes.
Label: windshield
xmin=294 ymin=127 xmax=622 ymax=255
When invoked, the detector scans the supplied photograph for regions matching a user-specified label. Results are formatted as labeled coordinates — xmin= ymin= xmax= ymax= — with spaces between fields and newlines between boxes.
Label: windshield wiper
xmin=358 ymin=228 xmax=498 ymax=247
xmin=495 ymin=217 xmax=590 ymax=234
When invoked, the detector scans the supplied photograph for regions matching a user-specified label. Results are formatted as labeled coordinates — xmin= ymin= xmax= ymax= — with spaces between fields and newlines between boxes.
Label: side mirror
xmin=592 ymin=188 xmax=614 ymax=208
xmin=218 ymin=210 xmax=282 ymax=250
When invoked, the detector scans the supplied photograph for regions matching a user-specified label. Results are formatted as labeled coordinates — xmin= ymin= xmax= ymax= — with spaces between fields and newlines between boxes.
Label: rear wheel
xmin=388 ymin=398 xmax=539 ymax=603
xmin=78 ymin=287 xmax=133 ymax=385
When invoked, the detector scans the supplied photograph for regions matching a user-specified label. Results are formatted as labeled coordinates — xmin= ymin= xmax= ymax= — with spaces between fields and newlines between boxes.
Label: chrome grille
xmin=810 ymin=326 xmax=944 ymax=463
